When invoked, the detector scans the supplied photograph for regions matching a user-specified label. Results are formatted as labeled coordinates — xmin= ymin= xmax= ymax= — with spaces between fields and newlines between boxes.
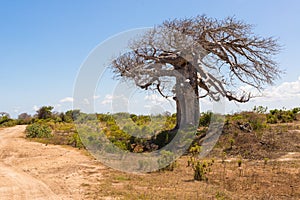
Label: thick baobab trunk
xmin=174 ymin=64 xmax=200 ymax=129
xmin=175 ymin=93 xmax=199 ymax=129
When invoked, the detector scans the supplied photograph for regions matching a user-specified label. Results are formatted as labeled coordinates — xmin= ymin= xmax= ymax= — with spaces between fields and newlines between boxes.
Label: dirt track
xmin=0 ymin=126 xmax=106 ymax=200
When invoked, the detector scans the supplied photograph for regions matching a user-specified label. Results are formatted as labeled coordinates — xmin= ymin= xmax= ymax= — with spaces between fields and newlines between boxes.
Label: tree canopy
xmin=111 ymin=15 xmax=281 ymax=128
xmin=36 ymin=106 xmax=54 ymax=120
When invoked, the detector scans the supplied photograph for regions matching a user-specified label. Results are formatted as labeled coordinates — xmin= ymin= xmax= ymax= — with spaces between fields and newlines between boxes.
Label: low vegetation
xmin=1 ymin=105 xmax=300 ymax=188
xmin=25 ymin=123 xmax=52 ymax=138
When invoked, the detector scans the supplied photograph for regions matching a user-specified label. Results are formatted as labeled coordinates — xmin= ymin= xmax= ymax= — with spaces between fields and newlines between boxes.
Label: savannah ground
xmin=0 ymin=123 xmax=299 ymax=199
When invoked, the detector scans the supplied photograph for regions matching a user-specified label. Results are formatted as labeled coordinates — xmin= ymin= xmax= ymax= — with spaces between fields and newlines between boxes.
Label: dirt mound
xmin=209 ymin=121 xmax=300 ymax=159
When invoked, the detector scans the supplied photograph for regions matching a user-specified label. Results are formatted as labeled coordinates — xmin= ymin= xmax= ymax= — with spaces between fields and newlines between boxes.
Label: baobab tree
xmin=111 ymin=15 xmax=281 ymax=129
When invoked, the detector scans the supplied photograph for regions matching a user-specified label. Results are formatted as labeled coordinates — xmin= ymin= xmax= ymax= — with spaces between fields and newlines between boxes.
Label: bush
xmin=199 ymin=112 xmax=212 ymax=127
xmin=187 ymin=143 xmax=214 ymax=181
xmin=68 ymin=133 xmax=84 ymax=149
xmin=193 ymin=160 xmax=213 ymax=181
xmin=267 ymin=107 xmax=300 ymax=123
xmin=266 ymin=114 xmax=278 ymax=124
xmin=0 ymin=119 xmax=17 ymax=127
xmin=0 ymin=114 xmax=17 ymax=127
xmin=0 ymin=115 xmax=11 ymax=125
xmin=25 ymin=123 xmax=52 ymax=138
xmin=253 ymin=105 xmax=268 ymax=114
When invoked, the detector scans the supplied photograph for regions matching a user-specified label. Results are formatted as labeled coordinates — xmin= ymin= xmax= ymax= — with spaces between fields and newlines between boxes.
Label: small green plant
xmin=115 ymin=175 xmax=130 ymax=181
xmin=264 ymin=157 xmax=269 ymax=167
xmin=189 ymin=144 xmax=202 ymax=156
xmin=192 ymin=160 xmax=213 ymax=181
xmin=237 ymin=158 xmax=242 ymax=167
xmin=237 ymin=156 xmax=243 ymax=176
xmin=215 ymin=191 xmax=228 ymax=200
xmin=187 ymin=144 xmax=202 ymax=167
xmin=188 ymin=144 xmax=213 ymax=181
xmin=25 ymin=123 xmax=52 ymax=138
xmin=229 ymin=138 xmax=235 ymax=150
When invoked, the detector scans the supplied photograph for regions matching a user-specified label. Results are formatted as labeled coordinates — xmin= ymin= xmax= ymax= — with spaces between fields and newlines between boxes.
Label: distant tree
xmin=0 ymin=112 xmax=10 ymax=118
xmin=253 ymin=106 xmax=268 ymax=114
xmin=37 ymin=106 xmax=54 ymax=119
xmin=52 ymin=111 xmax=63 ymax=122
xmin=111 ymin=15 xmax=281 ymax=129
xmin=65 ymin=110 xmax=81 ymax=122
xmin=18 ymin=112 xmax=31 ymax=120
xmin=18 ymin=113 xmax=32 ymax=124
xmin=0 ymin=112 xmax=11 ymax=125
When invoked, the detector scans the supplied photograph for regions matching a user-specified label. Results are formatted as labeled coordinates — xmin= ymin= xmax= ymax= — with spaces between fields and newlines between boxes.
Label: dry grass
xmin=80 ymin=120 xmax=300 ymax=200
xmin=80 ymin=155 xmax=299 ymax=200
xmin=21 ymin=116 xmax=300 ymax=199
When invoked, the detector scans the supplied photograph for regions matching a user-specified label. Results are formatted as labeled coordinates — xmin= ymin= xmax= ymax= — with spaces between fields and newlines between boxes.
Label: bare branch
xmin=111 ymin=15 xmax=281 ymax=104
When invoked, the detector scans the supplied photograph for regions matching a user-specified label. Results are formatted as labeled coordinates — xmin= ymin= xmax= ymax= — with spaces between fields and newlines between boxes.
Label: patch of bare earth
xmin=0 ymin=126 xmax=110 ymax=200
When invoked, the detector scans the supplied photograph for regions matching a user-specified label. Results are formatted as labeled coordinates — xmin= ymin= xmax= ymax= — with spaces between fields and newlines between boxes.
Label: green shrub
xmin=112 ymin=139 xmax=129 ymax=151
xmin=188 ymin=143 xmax=213 ymax=181
xmin=247 ymin=113 xmax=266 ymax=131
xmin=266 ymin=114 xmax=278 ymax=124
xmin=25 ymin=123 xmax=52 ymax=138
xmin=192 ymin=160 xmax=213 ymax=181
xmin=199 ymin=112 xmax=212 ymax=127
xmin=68 ymin=133 xmax=84 ymax=149
xmin=0 ymin=119 xmax=17 ymax=127
xmin=0 ymin=114 xmax=17 ymax=127
xmin=130 ymin=114 xmax=138 ymax=122
xmin=189 ymin=143 xmax=202 ymax=156
xmin=0 ymin=116 xmax=11 ymax=125
xmin=267 ymin=107 xmax=300 ymax=123
xmin=253 ymin=105 xmax=268 ymax=114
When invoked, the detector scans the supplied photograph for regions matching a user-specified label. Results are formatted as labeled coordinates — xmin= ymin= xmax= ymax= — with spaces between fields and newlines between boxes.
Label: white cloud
xmin=224 ymin=76 xmax=300 ymax=113
xmin=143 ymin=94 xmax=176 ymax=114
xmin=101 ymin=94 xmax=113 ymax=105
xmin=144 ymin=94 xmax=169 ymax=104
xmin=95 ymin=76 xmax=300 ymax=114
xmin=60 ymin=97 xmax=74 ymax=103
xmin=261 ymin=77 xmax=300 ymax=101
xmin=33 ymin=105 xmax=39 ymax=111
xmin=200 ymin=77 xmax=300 ymax=113
xmin=13 ymin=106 xmax=20 ymax=113
xmin=101 ymin=94 xmax=129 ymax=105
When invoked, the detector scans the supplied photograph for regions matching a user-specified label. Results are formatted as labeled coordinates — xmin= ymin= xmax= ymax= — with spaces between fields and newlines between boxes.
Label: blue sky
xmin=1 ymin=0 xmax=300 ymax=117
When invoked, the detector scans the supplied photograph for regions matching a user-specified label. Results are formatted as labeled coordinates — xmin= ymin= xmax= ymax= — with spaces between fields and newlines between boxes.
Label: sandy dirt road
xmin=0 ymin=126 xmax=107 ymax=200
